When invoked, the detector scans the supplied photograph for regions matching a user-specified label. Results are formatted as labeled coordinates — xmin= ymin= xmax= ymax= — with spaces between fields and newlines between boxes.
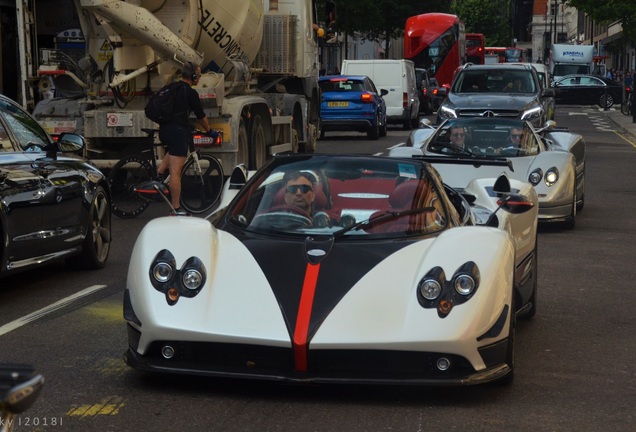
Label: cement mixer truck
xmin=31 ymin=0 xmax=322 ymax=171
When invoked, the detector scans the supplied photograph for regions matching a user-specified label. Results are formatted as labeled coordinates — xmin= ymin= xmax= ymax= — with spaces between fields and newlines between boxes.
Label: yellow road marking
xmin=66 ymin=396 xmax=124 ymax=417
xmin=615 ymin=130 xmax=636 ymax=148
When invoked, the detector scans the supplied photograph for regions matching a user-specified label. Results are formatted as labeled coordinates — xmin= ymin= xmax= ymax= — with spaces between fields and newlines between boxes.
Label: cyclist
xmin=155 ymin=61 xmax=215 ymax=216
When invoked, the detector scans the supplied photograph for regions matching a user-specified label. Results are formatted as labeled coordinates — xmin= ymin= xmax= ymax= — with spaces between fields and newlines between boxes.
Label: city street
xmin=0 ymin=105 xmax=634 ymax=431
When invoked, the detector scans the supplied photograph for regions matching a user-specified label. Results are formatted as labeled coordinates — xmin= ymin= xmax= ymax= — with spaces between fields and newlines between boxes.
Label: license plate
xmin=328 ymin=101 xmax=349 ymax=107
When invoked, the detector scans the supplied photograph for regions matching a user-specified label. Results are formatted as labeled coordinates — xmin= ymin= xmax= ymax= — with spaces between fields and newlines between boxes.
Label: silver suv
xmin=437 ymin=64 xmax=555 ymax=127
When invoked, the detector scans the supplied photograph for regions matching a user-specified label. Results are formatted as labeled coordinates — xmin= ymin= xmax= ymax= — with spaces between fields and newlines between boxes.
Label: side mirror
xmin=536 ymin=119 xmax=557 ymax=133
xmin=228 ymin=164 xmax=248 ymax=190
xmin=543 ymin=88 xmax=555 ymax=97
xmin=484 ymin=191 xmax=535 ymax=225
xmin=497 ymin=193 xmax=535 ymax=214
xmin=418 ymin=118 xmax=433 ymax=129
xmin=492 ymin=173 xmax=512 ymax=194
xmin=57 ymin=133 xmax=85 ymax=153
xmin=4 ymin=374 xmax=45 ymax=414
xmin=380 ymin=89 xmax=389 ymax=97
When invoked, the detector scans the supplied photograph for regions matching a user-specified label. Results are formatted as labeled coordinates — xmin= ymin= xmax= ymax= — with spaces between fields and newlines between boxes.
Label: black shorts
xmin=159 ymin=124 xmax=192 ymax=157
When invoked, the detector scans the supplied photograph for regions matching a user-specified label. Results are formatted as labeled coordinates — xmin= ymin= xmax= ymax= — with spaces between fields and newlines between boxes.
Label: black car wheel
xmin=521 ymin=238 xmax=538 ymax=320
xmin=561 ymin=190 xmax=577 ymax=229
xmin=599 ymin=93 xmax=614 ymax=108
xmin=72 ymin=185 xmax=111 ymax=269
xmin=379 ymin=118 xmax=387 ymax=137
xmin=367 ymin=119 xmax=379 ymax=140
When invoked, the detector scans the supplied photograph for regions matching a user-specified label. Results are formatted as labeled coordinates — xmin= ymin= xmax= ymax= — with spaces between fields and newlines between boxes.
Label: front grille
xmin=458 ymin=109 xmax=520 ymax=118
xmin=142 ymin=341 xmax=477 ymax=380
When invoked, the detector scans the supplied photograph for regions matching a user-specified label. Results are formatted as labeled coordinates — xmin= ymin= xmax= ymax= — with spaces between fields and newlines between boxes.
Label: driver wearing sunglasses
xmin=282 ymin=171 xmax=316 ymax=215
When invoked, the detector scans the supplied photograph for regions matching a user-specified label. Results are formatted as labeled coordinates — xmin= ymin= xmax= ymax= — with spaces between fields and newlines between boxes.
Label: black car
xmin=0 ymin=94 xmax=111 ymax=277
xmin=437 ymin=64 xmax=554 ymax=127
xmin=553 ymin=74 xmax=623 ymax=108
xmin=415 ymin=68 xmax=434 ymax=115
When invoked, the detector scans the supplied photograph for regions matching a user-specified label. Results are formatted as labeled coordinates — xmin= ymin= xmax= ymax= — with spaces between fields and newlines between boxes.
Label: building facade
xmin=528 ymin=0 xmax=634 ymax=78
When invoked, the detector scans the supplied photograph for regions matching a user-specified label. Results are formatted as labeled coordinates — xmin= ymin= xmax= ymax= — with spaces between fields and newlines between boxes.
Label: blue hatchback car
xmin=319 ymin=75 xmax=388 ymax=140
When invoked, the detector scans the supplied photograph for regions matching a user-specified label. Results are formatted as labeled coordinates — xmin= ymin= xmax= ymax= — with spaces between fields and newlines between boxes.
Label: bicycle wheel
xmin=108 ymin=155 xmax=153 ymax=218
xmin=180 ymin=154 xmax=224 ymax=214
xmin=621 ymin=99 xmax=630 ymax=115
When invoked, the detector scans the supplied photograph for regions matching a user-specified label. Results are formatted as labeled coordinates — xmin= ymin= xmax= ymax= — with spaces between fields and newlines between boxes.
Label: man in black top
xmin=157 ymin=61 xmax=212 ymax=215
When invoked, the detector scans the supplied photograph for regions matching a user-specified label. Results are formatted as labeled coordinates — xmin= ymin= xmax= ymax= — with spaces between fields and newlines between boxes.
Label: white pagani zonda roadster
xmin=391 ymin=118 xmax=585 ymax=229
xmin=124 ymin=154 xmax=538 ymax=386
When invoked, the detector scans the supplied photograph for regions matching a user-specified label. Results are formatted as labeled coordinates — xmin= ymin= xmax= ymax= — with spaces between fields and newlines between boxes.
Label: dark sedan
xmin=0 ymin=94 xmax=111 ymax=277
xmin=319 ymin=75 xmax=388 ymax=140
xmin=415 ymin=68 xmax=434 ymax=115
xmin=553 ymin=74 xmax=623 ymax=108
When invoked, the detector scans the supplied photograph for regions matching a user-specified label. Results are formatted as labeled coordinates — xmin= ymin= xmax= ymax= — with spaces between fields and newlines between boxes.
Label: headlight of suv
xmin=521 ymin=106 xmax=543 ymax=121
xmin=438 ymin=105 xmax=457 ymax=119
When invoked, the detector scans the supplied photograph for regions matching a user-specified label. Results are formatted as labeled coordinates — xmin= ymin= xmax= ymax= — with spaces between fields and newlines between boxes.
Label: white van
xmin=340 ymin=59 xmax=420 ymax=129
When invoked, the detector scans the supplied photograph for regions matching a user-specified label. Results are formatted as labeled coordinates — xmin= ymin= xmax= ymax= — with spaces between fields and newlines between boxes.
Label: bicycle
xmin=621 ymin=87 xmax=632 ymax=115
xmin=107 ymin=128 xmax=224 ymax=218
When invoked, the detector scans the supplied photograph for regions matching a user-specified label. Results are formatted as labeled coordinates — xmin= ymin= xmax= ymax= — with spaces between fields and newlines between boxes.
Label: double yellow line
xmin=615 ymin=130 xmax=636 ymax=148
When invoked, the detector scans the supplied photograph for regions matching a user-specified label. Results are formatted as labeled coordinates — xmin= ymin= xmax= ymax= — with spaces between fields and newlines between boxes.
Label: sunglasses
xmin=286 ymin=184 xmax=313 ymax=194
xmin=451 ymin=132 xmax=465 ymax=137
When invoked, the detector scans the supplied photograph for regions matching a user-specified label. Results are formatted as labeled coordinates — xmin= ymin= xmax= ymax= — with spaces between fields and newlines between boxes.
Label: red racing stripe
xmin=292 ymin=263 xmax=321 ymax=371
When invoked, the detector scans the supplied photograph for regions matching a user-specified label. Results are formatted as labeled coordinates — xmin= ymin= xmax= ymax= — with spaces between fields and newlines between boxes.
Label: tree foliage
xmin=451 ymin=0 xmax=511 ymax=47
xmin=319 ymin=0 xmax=451 ymax=53
xmin=566 ymin=0 xmax=636 ymax=44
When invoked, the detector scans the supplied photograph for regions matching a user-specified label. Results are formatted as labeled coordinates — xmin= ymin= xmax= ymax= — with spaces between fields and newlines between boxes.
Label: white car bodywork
xmin=391 ymin=118 xmax=585 ymax=227
xmin=125 ymin=154 xmax=538 ymax=386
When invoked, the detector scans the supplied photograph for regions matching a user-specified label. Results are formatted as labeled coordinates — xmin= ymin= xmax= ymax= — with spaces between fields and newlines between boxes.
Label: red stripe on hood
xmin=292 ymin=263 xmax=320 ymax=371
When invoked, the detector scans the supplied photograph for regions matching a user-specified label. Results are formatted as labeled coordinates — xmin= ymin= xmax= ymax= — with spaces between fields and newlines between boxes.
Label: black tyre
xmin=72 ymin=185 xmax=111 ymax=269
xmin=237 ymin=118 xmax=249 ymax=168
xmin=599 ymin=93 xmax=614 ymax=108
xmin=379 ymin=118 xmax=387 ymax=137
xmin=521 ymin=239 xmax=538 ymax=320
xmin=562 ymin=191 xmax=576 ymax=229
xmin=108 ymin=155 xmax=153 ymax=219
xmin=367 ymin=119 xmax=379 ymax=140
xmin=403 ymin=118 xmax=412 ymax=130
xmin=180 ymin=154 xmax=224 ymax=214
xmin=621 ymin=100 xmax=629 ymax=115
xmin=424 ymin=100 xmax=433 ymax=115
xmin=250 ymin=114 xmax=267 ymax=169
xmin=501 ymin=297 xmax=516 ymax=385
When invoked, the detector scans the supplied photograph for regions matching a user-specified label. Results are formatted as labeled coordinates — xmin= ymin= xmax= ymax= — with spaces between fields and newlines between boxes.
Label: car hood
xmin=447 ymin=93 xmax=540 ymax=110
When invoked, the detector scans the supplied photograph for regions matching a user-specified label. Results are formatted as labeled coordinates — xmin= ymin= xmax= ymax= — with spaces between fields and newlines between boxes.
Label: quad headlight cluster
xmin=529 ymin=167 xmax=559 ymax=187
xmin=417 ymin=262 xmax=480 ymax=318
xmin=149 ymin=249 xmax=207 ymax=305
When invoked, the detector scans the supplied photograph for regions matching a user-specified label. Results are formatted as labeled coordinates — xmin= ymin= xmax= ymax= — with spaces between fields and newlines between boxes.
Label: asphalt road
xmin=0 ymin=106 xmax=634 ymax=431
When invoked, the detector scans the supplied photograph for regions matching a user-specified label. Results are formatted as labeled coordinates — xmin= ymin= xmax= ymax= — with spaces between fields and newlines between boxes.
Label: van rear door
xmin=370 ymin=62 xmax=404 ymax=118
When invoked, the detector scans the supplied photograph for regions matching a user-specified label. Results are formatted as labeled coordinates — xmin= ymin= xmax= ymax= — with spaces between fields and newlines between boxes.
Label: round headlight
xmin=528 ymin=169 xmax=542 ymax=185
xmin=182 ymin=269 xmax=203 ymax=290
xmin=545 ymin=168 xmax=559 ymax=186
xmin=419 ymin=279 xmax=442 ymax=300
xmin=454 ymin=275 xmax=475 ymax=296
xmin=152 ymin=262 xmax=173 ymax=283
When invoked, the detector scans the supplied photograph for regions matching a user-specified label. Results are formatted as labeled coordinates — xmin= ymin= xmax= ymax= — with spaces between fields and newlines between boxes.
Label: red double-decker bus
xmin=466 ymin=33 xmax=485 ymax=65
xmin=404 ymin=13 xmax=466 ymax=90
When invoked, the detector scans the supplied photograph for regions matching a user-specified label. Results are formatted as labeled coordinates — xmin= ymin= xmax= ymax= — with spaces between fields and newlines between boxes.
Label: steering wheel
xmin=500 ymin=147 xmax=519 ymax=157
xmin=251 ymin=204 xmax=313 ymax=229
